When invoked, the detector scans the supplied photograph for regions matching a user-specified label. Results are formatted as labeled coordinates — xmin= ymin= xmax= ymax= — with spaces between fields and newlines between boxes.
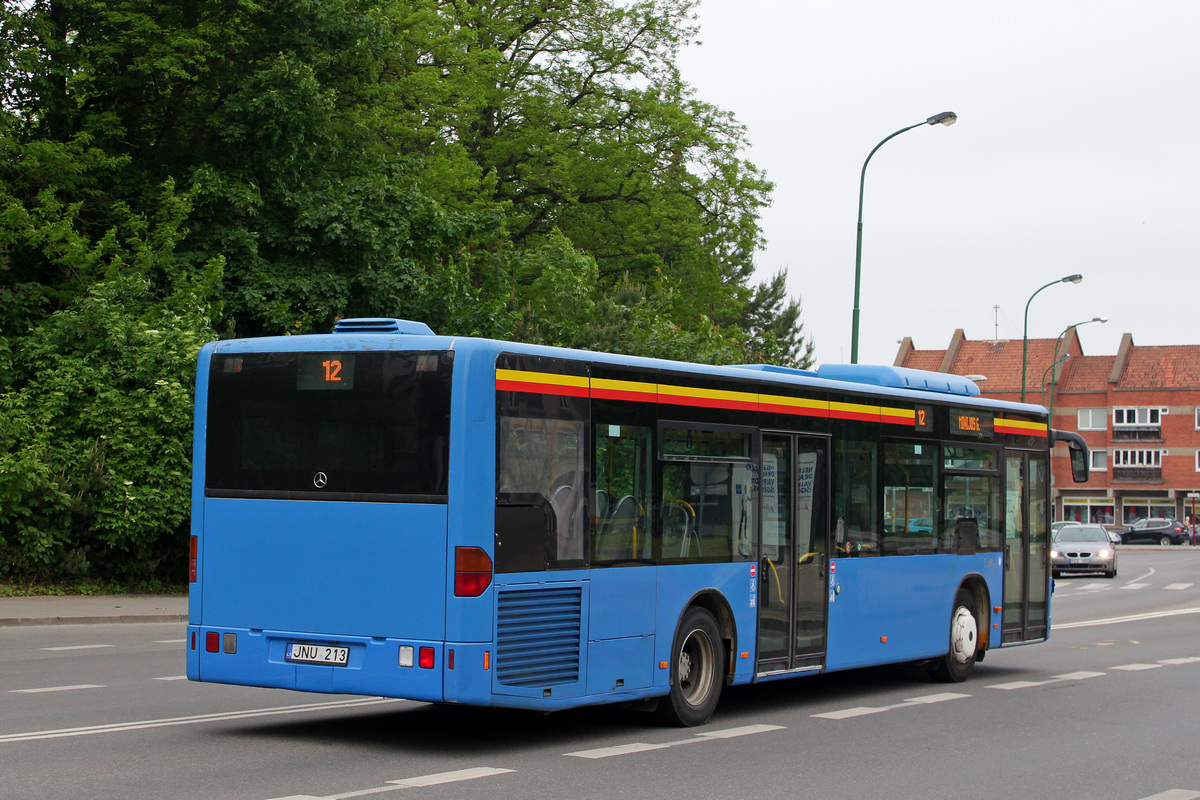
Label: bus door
xmin=1002 ymin=451 xmax=1050 ymax=642
xmin=758 ymin=433 xmax=830 ymax=673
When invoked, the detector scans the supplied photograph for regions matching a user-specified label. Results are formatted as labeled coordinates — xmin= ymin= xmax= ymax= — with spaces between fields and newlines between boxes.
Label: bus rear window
xmin=206 ymin=350 xmax=452 ymax=501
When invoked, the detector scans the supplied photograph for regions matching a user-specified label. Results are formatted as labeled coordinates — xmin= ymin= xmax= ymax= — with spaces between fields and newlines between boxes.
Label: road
xmin=2 ymin=547 xmax=1199 ymax=800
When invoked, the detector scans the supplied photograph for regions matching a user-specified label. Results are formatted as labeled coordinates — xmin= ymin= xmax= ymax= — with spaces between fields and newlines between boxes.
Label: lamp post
xmin=1047 ymin=317 xmax=1107 ymax=422
xmin=1039 ymin=353 xmax=1069 ymax=406
xmin=851 ymin=111 xmax=957 ymax=364
xmin=1020 ymin=274 xmax=1083 ymax=401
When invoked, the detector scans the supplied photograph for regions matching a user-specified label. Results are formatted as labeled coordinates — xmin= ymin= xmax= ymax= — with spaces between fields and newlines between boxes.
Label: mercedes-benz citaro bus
xmin=187 ymin=318 xmax=1088 ymax=726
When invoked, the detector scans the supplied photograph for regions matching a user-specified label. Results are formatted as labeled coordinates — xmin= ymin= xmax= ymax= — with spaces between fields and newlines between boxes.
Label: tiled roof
xmin=1058 ymin=355 xmax=1114 ymax=393
xmin=1117 ymin=345 xmax=1200 ymax=389
xmin=903 ymin=350 xmax=944 ymax=372
xmin=897 ymin=333 xmax=1200 ymax=395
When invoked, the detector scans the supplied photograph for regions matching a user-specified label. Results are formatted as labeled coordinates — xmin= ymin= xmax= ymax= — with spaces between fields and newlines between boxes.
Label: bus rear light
xmin=398 ymin=646 xmax=414 ymax=667
xmin=419 ymin=647 xmax=435 ymax=669
xmin=223 ymin=633 xmax=237 ymax=654
xmin=189 ymin=536 xmax=198 ymax=582
xmin=454 ymin=547 xmax=493 ymax=597
xmin=205 ymin=631 xmax=219 ymax=653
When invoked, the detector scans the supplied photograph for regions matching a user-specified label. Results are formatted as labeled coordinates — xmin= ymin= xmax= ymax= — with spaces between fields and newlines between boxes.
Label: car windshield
xmin=1054 ymin=525 xmax=1110 ymax=543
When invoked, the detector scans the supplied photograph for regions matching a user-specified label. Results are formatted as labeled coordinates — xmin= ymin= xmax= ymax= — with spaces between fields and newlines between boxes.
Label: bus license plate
xmin=286 ymin=643 xmax=350 ymax=666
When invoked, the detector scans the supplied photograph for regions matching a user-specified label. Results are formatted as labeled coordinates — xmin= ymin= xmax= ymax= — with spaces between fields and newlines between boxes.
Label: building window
xmin=1195 ymin=408 xmax=1200 ymax=430
xmin=1078 ymin=408 xmax=1107 ymax=431
xmin=1196 ymin=450 xmax=1200 ymax=472
xmin=1113 ymin=407 xmax=1164 ymax=426
xmin=1111 ymin=449 xmax=1165 ymax=467
xmin=1089 ymin=449 xmax=1107 ymax=472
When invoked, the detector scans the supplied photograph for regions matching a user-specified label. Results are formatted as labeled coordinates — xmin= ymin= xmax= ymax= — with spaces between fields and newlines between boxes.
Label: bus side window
xmin=592 ymin=420 xmax=652 ymax=563
xmin=497 ymin=415 xmax=586 ymax=569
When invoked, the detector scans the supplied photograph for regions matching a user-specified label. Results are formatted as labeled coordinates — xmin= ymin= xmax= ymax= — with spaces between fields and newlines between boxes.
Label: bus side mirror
xmin=1052 ymin=430 xmax=1090 ymax=484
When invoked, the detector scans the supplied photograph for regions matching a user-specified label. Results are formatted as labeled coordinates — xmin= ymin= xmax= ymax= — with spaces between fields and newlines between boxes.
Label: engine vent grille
xmin=496 ymin=587 xmax=582 ymax=687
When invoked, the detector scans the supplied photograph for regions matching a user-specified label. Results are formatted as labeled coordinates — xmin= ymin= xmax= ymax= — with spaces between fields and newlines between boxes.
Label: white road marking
xmin=565 ymin=723 xmax=783 ymax=758
xmin=567 ymin=742 xmax=672 ymax=758
xmin=1136 ymin=791 xmax=1200 ymax=800
xmin=1054 ymin=607 xmax=1200 ymax=630
xmin=696 ymin=724 xmax=784 ymax=738
xmin=388 ymin=767 xmax=514 ymax=787
xmin=153 ymin=675 xmax=188 ymax=681
xmin=1163 ymin=583 xmax=1194 ymax=591
xmin=0 ymin=697 xmax=400 ymax=743
xmin=1121 ymin=583 xmax=1149 ymax=590
xmin=267 ymin=769 xmax=514 ymax=800
xmin=987 ymin=671 xmax=1105 ymax=690
xmin=1112 ymin=663 xmax=1163 ymax=671
xmin=10 ymin=684 xmax=105 ymax=694
xmin=40 ymin=644 xmax=114 ymax=651
xmin=1160 ymin=657 xmax=1200 ymax=665
xmin=813 ymin=692 xmax=969 ymax=719
xmin=155 ymin=639 xmax=187 ymax=644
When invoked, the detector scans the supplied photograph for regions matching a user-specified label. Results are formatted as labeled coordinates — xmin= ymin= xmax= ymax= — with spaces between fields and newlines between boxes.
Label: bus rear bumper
xmin=187 ymin=625 xmax=446 ymax=701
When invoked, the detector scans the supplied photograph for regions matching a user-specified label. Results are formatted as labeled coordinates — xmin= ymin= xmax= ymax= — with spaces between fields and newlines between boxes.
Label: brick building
xmin=895 ymin=330 xmax=1200 ymax=526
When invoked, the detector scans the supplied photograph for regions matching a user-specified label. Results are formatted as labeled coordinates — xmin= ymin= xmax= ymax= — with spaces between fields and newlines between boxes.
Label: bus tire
xmin=656 ymin=606 xmax=724 ymax=727
xmin=929 ymin=588 xmax=978 ymax=683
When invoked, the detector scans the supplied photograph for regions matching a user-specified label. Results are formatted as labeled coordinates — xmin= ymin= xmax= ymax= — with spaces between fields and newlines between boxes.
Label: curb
xmin=0 ymin=614 xmax=188 ymax=628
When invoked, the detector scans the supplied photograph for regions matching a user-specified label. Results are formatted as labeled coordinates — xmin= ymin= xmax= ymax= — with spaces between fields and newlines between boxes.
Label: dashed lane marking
xmin=1164 ymin=583 xmax=1194 ymax=591
xmin=987 ymin=671 xmax=1105 ymax=690
xmin=565 ymin=723 xmax=784 ymax=758
xmin=1121 ymin=583 xmax=1150 ymax=590
xmin=267 ymin=769 xmax=515 ymax=800
xmin=0 ymin=697 xmax=400 ymax=743
xmin=153 ymin=675 xmax=188 ymax=681
xmin=10 ymin=684 xmax=106 ymax=694
xmin=811 ymin=692 xmax=969 ymax=720
xmin=1112 ymin=663 xmax=1163 ymax=671
xmin=40 ymin=645 xmax=114 ymax=651
xmin=1137 ymin=791 xmax=1200 ymax=800
xmin=1053 ymin=606 xmax=1200 ymax=629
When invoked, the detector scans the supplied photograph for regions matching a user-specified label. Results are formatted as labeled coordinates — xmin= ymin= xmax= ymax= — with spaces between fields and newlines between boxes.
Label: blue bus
xmin=187 ymin=318 xmax=1088 ymax=725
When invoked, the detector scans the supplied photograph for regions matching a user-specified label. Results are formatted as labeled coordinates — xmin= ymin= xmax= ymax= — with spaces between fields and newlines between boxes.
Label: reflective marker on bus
xmin=186 ymin=318 xmax=1088 ymax=726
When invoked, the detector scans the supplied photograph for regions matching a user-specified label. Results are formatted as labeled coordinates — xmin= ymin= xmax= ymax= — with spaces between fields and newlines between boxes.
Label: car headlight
xmin=1098 ymin=548 xmax=1111 ymax=558
xmin=1050 ymin=549 xmax=1059 ymax=558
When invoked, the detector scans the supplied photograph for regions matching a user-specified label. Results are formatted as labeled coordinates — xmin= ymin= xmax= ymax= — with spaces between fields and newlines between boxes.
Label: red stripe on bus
xmin=496 ymin=380 xmax=589 ymax=398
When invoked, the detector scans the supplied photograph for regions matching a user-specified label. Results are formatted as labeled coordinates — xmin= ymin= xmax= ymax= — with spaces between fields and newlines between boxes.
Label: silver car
xmin=1051 ymin=524 xmax=1117 ymax=578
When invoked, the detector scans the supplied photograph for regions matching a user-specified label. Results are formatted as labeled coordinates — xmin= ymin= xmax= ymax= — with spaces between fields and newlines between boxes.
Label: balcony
xmin=1111 ymin=466 xmax=1163 ymax=483
xmin=1111 ymin=426 xmax=1161 ymax=442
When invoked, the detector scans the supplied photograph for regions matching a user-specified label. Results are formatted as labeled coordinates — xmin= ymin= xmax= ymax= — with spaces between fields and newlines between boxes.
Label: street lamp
xmin=1039 ymin=353 xmax=1069 ymax=406
xmin=1047 ymin=316 xmax=1107 ymax=422
xmin=850 ymin=111 xmax=957 ymax=364
xmin=1020 ymin=274 xmax=1083 ymax=401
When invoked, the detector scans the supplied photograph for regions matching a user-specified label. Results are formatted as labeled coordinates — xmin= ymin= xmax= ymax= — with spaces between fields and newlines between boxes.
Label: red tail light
xmin=454 ymin=547 xmax=492 ymax=597
xmin=189 ymin=536 xmax=198 ymax=583
xmin=419 ymin=647 xmax=435 ymax=669
xmin=205 ymin=631 xmax=219 ymax=652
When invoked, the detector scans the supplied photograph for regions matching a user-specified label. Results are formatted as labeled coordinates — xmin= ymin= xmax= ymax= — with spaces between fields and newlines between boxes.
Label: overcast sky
xmin=676 ymin=1 xmax=1199 ymax=368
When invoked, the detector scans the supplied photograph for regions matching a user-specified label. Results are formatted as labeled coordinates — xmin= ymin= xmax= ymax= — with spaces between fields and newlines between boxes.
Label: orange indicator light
xmin=484 ymin=651 xmax=490 ymax=670
xmin=880 ymin=636 xmax=887 ymax=643
xmin=659 ymin=661 xmax=669 ymax=669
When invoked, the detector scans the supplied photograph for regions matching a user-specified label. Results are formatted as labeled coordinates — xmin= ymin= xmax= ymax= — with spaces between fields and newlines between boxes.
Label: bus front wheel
xmin=656 ymin=606 xmax=724 ymax=726
xmin=929 ymin=588 xmax=978 ymax=683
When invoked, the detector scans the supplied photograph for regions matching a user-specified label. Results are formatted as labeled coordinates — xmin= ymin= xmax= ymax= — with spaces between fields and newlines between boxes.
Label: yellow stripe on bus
xmin=495 ymin=369 xmax=589 ymax=389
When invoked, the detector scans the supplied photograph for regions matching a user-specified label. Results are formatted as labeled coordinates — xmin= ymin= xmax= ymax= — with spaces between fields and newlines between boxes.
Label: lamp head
xmin=926 ymin=111 xmax=957 ymax=126
xmin=1094 ymin=316 xmax=1108 ymax=323
xmin=1062 ymin=274 xmax=1083 ymax=284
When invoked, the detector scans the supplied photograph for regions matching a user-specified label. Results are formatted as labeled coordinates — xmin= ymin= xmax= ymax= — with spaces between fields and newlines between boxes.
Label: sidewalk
xmin=0 ymin=594 xmax=187 ymax=627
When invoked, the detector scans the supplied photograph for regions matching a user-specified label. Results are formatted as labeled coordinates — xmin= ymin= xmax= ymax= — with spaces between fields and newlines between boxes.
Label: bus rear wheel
xmin=656 ymin=607 xmax=724 ymax=726
xmin=929 ymin=588 xmax=978 ymax=683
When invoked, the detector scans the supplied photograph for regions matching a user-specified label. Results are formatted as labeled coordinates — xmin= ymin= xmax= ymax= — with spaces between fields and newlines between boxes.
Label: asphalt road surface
xmin=3 ymin=547 xmax=1199 ymax=800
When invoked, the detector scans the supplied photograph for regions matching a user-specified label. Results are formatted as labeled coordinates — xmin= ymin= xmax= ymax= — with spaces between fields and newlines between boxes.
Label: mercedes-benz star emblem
xmin=313 ymin=472 xmax=328 ymax=489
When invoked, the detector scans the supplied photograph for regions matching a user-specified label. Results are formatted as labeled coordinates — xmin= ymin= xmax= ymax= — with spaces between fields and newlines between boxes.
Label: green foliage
xmin=0 ymin=0 xmax=815 ymax=581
